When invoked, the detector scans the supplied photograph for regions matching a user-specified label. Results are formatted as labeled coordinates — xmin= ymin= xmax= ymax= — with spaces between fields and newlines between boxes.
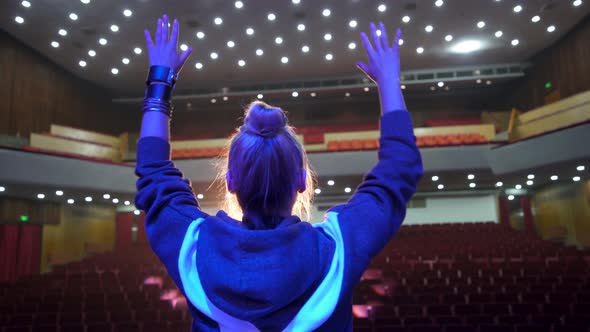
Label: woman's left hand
xmin=144 ymin=14 xmax=192 ymax=74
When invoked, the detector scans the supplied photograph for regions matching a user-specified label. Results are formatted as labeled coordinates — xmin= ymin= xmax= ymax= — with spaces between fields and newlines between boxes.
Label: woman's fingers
xmin=170 ymin=19 xmax=179 ymax=47
xmin=178 ymin=47 xmax=193 ymax=69
xmin=155 ymin=19 xmax=162 ymax=45
xmin=370 ymin=22 xmax=382 ymax=52
xmin=394 ymin=28 xmax=402 ymax=52
xmin=144 ymin=29 xmax=154 ymax=49
xmin=360 ymin=32 xmax=375 ymax=58
xmin=379 ymin=22 xmax=390 ymax=49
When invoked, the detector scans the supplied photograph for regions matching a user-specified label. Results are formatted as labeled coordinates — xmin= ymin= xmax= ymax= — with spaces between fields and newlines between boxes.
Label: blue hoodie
xmin=135 ymin=110 xmax=423 ymax=331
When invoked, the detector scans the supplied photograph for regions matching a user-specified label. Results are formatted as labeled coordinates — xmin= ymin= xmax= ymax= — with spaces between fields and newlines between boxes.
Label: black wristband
xmin=146 ymin=65 xmax=177 ymax=86
xmin=145 ymin=83 xmax=172 ymax=102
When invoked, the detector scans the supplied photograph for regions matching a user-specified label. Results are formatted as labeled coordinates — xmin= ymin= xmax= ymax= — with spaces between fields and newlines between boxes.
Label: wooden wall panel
xmin=0 ymin=30 xmax=122 ymax=137
xmin=504 ymin=16 xmax=590 ymax=111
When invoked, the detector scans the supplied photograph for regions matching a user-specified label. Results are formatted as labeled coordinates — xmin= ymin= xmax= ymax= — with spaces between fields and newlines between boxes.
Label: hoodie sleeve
xmin=328 ymin=110 xmax=423 ymax=279
xmin=134 ymin=136 xmax=209 ymax=291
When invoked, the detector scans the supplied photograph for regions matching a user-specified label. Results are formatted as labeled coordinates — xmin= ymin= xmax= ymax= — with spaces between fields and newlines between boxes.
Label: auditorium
xmin=0 ymin=0 xmax=589 ymax=331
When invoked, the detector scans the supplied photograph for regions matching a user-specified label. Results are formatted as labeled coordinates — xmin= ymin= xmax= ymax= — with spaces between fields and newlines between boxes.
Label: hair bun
xmin=243 ymin=101 xmax=288 ymax=138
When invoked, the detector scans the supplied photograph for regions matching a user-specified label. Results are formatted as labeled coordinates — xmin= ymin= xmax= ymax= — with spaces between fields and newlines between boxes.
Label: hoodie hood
xmin=192 ymin=211 xmax=337 ymax=331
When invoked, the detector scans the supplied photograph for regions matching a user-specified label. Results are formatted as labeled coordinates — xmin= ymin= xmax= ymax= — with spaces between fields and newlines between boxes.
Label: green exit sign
xmin=545 ymin=82 xmax=552 ymax=89
xmin=20 ymin=215 xmax=28 ymax=222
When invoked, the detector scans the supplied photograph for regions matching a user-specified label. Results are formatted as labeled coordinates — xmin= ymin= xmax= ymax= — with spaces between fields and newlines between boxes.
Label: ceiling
xmin=1 ymin=0 xmax=589 ymax=97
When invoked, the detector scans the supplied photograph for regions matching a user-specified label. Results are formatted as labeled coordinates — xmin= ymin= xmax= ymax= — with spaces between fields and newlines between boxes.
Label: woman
xmin=135 ymin=15 xmax=423 ymax=331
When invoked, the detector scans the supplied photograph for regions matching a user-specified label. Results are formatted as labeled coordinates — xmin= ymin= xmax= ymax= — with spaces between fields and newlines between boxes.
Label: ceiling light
xmin=51 ymin=41 xmax=59 ymax=48
xmin=348 ymin=42 xmax=356 ymax=50
xmin=80 ymin=0 xmax=90 ymax=3
xmin=227 ymin=40 xmax=235 ymax=48
xmin=551 ymin=175 xmax=558 ymax=181
xmin=267 ymin=13 xmax=276 ymax=21
xmin=110 ymin=25 xmax=119 ymax=32
xmin=58 ymin=29 xmax=67 ymax=36
xmin=431 ymin=175 xmax=439 ymax=181
xmin=134 ymin=47 xmax=142 ymax=54
xmin=211 ymin=98 xmax=217 ymax=103
xmin=55 ymin=190 xmax=64 ymax=196
xmin=281 ymin=56 xmax=289 ymax=63
xmin=451 ymin=40 xmax=482 ymax=53
xmin=292 ymin=0 xmax=301 ymax=4
xmin=527 ymin=174 xmax=535 ymax=179
xmin=495 ymin=181 xmax=503 ymax=187
xmin=123 ymin=9 xmax=132 ymax=17
xmin=469 ymin=183 xmax=476 ymax=188
xmin=349 ymin=19 xmax=358 ymax=28
xmin=445 ymin=35 xmax=453 ymax=42
xmin=515 ymin=184 xmax=522 ymax=189
xmin=123 ymin=200 xmax=130 ymax=206
xmin=514 ymin=5 xmax=523 ymax=12
xmin=344 ymin=187 xmax=352 ymax=193
xmin=297 ymin=24 xmax=305 ymax=31
xmin=134 ymin=210 xmax=140 ymax=215
xmin=378 ymin=4 xmax=386 ymax=12
xmin=476 ymin=79 xmax=482 ymax=84
xmin=363 ymin=87 xmax=370 ymax=92
xmin=210 ymin=52 xmax=218 ymax=59
xmin=246 ymin=27 xmax=254 ymax=35
xmin=0 ymin=186 xmax=5 ymax=192
xmin=103 ymin=194 xmax=111 ymax=199
xmin=195 ymin=62 xmax=203 ymax=69
xmin=234 ymin=1 xmax=244 ymax=8
xmin=310 ymin=92 xmax=317 ymax=97
xmin=495 ymin=30 xmax=503 ymax=37
xmin=197 ymin=193 xmax=204 ymax=199
xmin=178 ymin=43 xmax=188 ymax=51
xmin=437 ymin=184 xmax=444 ymax=190
xmin=435 ymin=0 xmax=444 ymax=6
xmin=398 ymin=39 xmax=404 ymax=45
xmin=511 ymin=39 xmax=519 ymax=46
xmin=573 ymin=176 xmax=581 ymax=182
xmin=324 ymin=33 xmax=332 ymax=41
xmin=196 ymin=31 xmax=205 ymax=39
xmin=15 ymin=16 xmax=25 ymax=24
xmin=547 ymin=25 xmax=556 ymax=32
xmin=486 ymin=80 xmax=492 ymax=85
xmin=79 ymin=60 xmax=87 ymax=67
xmin=430 ymin=86 xmax=436 ymax=91
xmin=325 ymin=53 xmax=333 ymax=61
xmin=255 ymin=48 xmax=263 ymax=56
xmin=238 ymin=59 xmax=246 ymax=67
xmin=99 ymin=38 xmax=107 ymax=45
xmin=577 ymin=165 xmax=586 ymax=171
xmin=69 ymin=13 xmax=78 ymax=20
xmin=257 ymin=94 xmax=263 ymax=99
xmin=214 ymin=17 xmax=223 ymax=25
xmin=112 ymin=198 xmax=119 ymax=203
xmin=402 ymin=16 xmax=411 ymax=23
xmin=327 ymin=180 xmax=335 ymax=186
xmin=345 ymin=92 xmax=350 ymax=97
xmin=301 ymin=45 xmax=309 ymax=53
xmin=437 ymin=82 xmax=444 ymax=87
xmin=122 ymin=58 xmax=130 ymax=64
xmin=573 ymin=0 xmax=583 ymax=6
xmin=22 ymin=1 xmax=31 ymax=7
xmin=36 ymin=193 xmax=46 ymax=199
xmin=322 ymin=9 xmax=331 ymax=17
xmin=425 ymin=25 xmax=433 ymax=32
xmin=416 ymin=47 xmax=424 ymax=54
xmin=275 ymin=36 xmax=283 ymax=44
xmin=467 ymin=174 xmax=475 ymax=180
xmin=531 ymin=15 xmax=540 ymax=22
xmin=527 ymin=180 xmax=534 ymax=185
xmin=85 ymin=196 xmax=92 ymax=202
xmin=111 ymin=68 xmax=119 ymax=75
xmin=477 ymin=21 xmax=485 ymax=28
xmin=376 ymin=29 xmax=382 ymax=36
xmin=508 ymin=195 xmax=515 ymax=200
xmin=401 ymin=85 xmax=406 ymax=89
xmin=67 ymin=199 xmax=75 ymax=204
xmin=314 ymin=188 xmax=321 ymax=194
xmin=292 ymin=91 xmax=299 ymax=97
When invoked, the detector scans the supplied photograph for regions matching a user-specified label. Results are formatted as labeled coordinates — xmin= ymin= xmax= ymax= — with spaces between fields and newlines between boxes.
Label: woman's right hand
xmin=144 ymin=15 xmax=192 ymax=75
xmin=356 ymin=22 xmax=402 ymax=87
